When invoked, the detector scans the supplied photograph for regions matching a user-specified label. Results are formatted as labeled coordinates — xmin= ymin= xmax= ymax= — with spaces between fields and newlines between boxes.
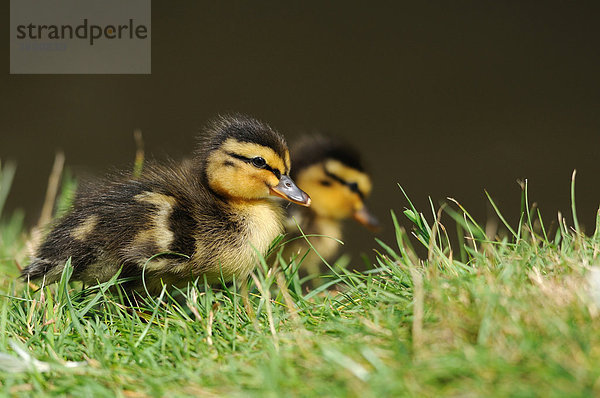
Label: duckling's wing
xmin=22 ymin=174 xmax=160 ymax=284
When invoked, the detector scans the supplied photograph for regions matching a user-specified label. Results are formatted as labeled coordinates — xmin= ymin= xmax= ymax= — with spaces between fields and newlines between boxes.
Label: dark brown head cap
xmin=290 ymin=135 xmax=365 ymax=179
xmin=197 ymin=114 xmax=288 ymax=160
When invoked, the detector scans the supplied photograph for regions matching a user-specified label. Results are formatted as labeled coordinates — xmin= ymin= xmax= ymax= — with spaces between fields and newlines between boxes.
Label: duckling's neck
xmin=228 ymin=198 xmax=285 ymax=232
xmin=229 ymin=198 xmax=284 ymax=271
xmin=189 ymin=160 xmax=229 ymax=202
xmin=287 ymin=207 xmax=343 ymax=268
xmin=291 ymin=207 xmax=343 ymax=241
xmin=313 ymin=217 xmax=343 ymax=242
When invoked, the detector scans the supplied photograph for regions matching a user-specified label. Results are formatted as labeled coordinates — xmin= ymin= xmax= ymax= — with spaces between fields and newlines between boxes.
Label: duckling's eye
xmin=320 ymin=180 xmax=332 ymax=187
xmin=348 ymin=182 xmax=359 ymax=193
xmin=252 ymin=157 xmax=266 ymax=168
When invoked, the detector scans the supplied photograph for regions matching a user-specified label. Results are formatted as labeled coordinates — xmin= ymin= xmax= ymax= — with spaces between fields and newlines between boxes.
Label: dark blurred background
xmin=2 ymin=2 xmax=600 ymax=263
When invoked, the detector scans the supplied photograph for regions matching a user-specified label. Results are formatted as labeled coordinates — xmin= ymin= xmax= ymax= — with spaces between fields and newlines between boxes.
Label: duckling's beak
xmin=353 ymin=206 xmax=379 ymax=232
xmin=270 ymin=175 xmax=311 ymax=207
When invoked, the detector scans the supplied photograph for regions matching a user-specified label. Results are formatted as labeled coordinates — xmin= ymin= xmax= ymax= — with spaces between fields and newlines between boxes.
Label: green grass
xmin=1 ymin=165 xmax=600 ymax=397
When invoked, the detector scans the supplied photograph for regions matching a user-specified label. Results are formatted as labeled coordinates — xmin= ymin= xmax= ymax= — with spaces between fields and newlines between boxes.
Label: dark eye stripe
xmin=323 ymin=167 xmax=365 ymax=200
xmin=227 ymin=152 xmax=282 ymax=179
xmin=270 ymin=167 xmax=282 ymax=179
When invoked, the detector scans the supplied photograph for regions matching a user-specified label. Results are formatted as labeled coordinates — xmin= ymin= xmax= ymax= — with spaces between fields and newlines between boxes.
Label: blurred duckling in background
xmin=22 ymin=114 xmax=310 ymax=295
xmin=284 ymin=135 xmax=378 ymax=279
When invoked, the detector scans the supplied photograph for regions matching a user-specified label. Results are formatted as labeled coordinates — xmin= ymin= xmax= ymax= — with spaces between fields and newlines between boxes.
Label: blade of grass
xmin=571 ymin=169 xmax=580 ymax=233
xmin=485 ymin=190 xmax=517 ymax=240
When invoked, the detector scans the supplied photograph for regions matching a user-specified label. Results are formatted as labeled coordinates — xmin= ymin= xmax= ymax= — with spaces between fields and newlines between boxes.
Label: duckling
xmin=283 ymin=135 xmax=377 ymax=278
xmin=22 ymin=114 xmax=310 ymax=295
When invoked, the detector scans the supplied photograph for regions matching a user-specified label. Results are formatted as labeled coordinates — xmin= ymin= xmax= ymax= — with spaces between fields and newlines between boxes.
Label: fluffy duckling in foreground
xmin=284 ymin=135 xmax=378 ymax=278
xmin=22 ymin=115 xmax=310 ymax=295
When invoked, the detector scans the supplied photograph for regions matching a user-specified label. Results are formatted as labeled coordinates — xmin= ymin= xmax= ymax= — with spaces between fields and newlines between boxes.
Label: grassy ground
xmin=1 ymin=164 xmax=600 ymax=397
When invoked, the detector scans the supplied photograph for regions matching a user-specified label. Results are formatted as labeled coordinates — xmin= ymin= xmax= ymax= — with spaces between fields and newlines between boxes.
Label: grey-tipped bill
xmin=353 ymin=206 xmax=379 ymax=231
xmin=270 ymin=175 xmax=311 ymax=207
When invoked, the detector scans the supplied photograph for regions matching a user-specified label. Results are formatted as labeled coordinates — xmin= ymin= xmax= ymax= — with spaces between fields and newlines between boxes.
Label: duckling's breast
xmin=309 ymin=218 xmax=343 ymax=260
xmin=283 ymin=215 xmax=343 ymax=263
xmin=190 ymin=199 xmax=284 ymax=282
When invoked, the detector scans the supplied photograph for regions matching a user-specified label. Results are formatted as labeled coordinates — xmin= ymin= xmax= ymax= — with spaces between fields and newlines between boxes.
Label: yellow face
xmin=206 ymin=138 xmax=292 ymax=201
xmin=296 ymin=159 xmax=372 ymax=220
